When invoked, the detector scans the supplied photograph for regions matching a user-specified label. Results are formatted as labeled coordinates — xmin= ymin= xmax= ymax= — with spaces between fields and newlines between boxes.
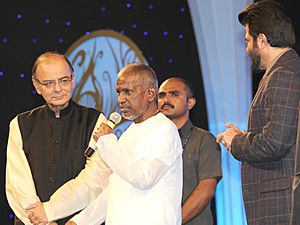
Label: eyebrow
xmin=158 ymin=90 xmax=180 ymax=95
xmin=43 ymin=75 xmax=71 ymax=81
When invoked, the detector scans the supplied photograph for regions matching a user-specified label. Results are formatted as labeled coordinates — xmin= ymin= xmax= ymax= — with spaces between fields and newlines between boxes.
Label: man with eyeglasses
xmin=5 ymin=51 xmax=111 ymax=225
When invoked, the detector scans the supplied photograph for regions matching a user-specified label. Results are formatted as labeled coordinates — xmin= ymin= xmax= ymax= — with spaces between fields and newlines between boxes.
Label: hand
xmin=216 ymin=123 xmax=243 ymax=151
xmin=65 ymin=220 xmax=77 ymax=225
xmin=26 ymin=201 xmax=48 ymax=225
xmin=93 ymin=122 xmax=113 ymax=142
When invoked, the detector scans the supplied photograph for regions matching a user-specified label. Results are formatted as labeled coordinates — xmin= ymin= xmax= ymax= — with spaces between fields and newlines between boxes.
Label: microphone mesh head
xmin=109 ymin=112 xmax=122 ymax=124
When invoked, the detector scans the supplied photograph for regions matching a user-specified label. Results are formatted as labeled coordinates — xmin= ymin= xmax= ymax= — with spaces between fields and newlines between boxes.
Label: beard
xmin=249 ymin=46 xmax=265 ymax=74
xmin=249 ymin=48 xmax=262 ymax=73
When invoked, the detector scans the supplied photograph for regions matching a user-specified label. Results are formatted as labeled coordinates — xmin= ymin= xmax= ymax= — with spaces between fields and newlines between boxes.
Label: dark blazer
xmin=231 ymin=49 xmax=300 ymax=225
xmin=290 ymin=103 xmax=300 ymax=225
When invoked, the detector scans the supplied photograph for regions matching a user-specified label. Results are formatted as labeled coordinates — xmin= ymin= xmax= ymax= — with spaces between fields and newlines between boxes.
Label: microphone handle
xmin=84 ymin=146 xmax=96 ymax=158
xmin=84 ymin=112 xmax=121 ymax=158
xmin=106 ymin=119 xmax=116 ymax=129
xmin=84 ymin=113 xmax=105 ymax=158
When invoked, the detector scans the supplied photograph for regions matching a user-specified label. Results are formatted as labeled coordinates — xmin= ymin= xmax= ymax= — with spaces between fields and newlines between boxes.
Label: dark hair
xmin=32 ymin=51 xmax=74 ymax=78
xmin=238 ymin=0 xmax=295 ymax=48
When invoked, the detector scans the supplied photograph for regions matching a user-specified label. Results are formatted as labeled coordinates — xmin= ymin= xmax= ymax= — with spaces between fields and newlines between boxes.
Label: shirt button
xmin=52 ymin=159 xmax=57 ymax=164
xmin=52 ymin=140 xmax=59 ymax=145
xmin=49 ymin=177 xmax=55 ymax=183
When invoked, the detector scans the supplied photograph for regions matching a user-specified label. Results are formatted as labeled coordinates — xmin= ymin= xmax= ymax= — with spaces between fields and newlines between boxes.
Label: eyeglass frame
xmin=33 ymin=73 xmax=74 ymax=89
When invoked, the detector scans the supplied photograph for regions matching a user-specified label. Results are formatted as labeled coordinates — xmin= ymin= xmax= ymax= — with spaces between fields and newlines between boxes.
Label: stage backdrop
xmin=1 ymin=1 xmax=299 ymax=225
xmin=0 ymin=1 xmax=206 ymax=224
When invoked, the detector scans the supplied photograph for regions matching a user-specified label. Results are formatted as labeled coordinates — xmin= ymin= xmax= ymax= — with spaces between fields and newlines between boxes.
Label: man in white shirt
xmin=67 ymin=63 xmax=183 ymax=225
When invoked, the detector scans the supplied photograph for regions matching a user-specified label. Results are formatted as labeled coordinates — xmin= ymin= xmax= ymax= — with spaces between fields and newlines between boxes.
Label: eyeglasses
xmin=34 ymin=74 xmax=73 ymax=89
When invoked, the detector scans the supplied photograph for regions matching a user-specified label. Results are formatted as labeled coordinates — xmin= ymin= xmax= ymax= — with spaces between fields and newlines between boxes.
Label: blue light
xmin=9 ymin=214 xmax=14 ymax=219
xmin=126 ymin=2 xmax=132 ymax=8
xmin=3 ymin=38 xmax=8 ymax=43
xmin=59 ymin=38 xmax=64 ymax=43
xmin=143 ymin=31 xmax=148 ymax=36
xmin=86 ymin=31 xmax=90 ymax=35
xmin=132 ymin=24 xmax=137 ymax=29
xmin=148 ymin=4 xmax=154 ymax=10
xmin=66 ymin=21 xmax=71 ymax=26
xmin=0 ymin=71 xmax=4 ymax=76
xmin=163 ymin=31 xmax=168 ymax=36
xmin=178 ymin=34 xmax=184 ymax=39
xmin=101 ymin=6 xmax=106 ymax=12
xmin=120 ymin=30 xmax=125 ymax=34
xmin=20 ymin=73 xmax=25 ymax=78
xmin=32 ymin=90 xmax=37 ymax=95
xmin=45 ymin=18 xmax=51 ymax=24
xmin=180 ymin=7 xmax=185 ymax=12
xmin=168 ymin=58 xmax=173 ymax=64
xmin=17 ymin=14 xmax=22 ymax=19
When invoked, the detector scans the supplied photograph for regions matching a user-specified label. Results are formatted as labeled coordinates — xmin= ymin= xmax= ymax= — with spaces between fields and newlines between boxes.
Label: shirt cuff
xmin=43 ymin=201 xmax=55 ymax=222
xmin=70 ymin=213 xmax=84 ymax=225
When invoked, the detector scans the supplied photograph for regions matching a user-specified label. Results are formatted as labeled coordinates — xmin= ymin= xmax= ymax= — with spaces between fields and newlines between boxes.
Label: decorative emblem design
xmin=65 ymin=30 xmax=147 ymax=135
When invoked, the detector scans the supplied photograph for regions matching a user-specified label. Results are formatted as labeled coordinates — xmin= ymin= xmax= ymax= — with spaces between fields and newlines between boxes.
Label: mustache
xmin=161 ymin=103 xmax=174 ymax=109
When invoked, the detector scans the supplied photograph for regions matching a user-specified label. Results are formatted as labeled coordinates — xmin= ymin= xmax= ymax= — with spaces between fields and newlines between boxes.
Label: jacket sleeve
xmin=231 ymin=69 xmax=300 ymax=162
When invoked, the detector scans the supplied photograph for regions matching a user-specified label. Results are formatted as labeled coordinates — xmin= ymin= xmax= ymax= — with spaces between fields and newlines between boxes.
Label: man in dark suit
xmin=290 ymin=103 xmax=300 ymax=225
xmin=217 ymin=1 xmax=300 ymax=224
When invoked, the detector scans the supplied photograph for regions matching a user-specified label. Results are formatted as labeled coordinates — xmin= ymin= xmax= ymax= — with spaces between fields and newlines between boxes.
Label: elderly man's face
xmin=116 ymin=73 xmax=150 ymax=123
xmin=33 ymin=56 xmax=74 ymax=110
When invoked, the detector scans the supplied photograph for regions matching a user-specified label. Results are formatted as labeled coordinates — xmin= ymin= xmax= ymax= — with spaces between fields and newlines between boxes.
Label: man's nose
xmin=162 ymin=95 xmax=171 ymax=102
xmin=118 ymin=93 xmax=126 ymax=105
xmin=53 ymin=81 xmax=63 ymax=91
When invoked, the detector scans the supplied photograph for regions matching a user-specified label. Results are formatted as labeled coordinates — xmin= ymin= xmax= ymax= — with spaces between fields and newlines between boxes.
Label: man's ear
xmin=187 ymin=97 xmax=196 ymax=110
xmin=147 ymin=87 xmax=156 ymax=102
xmin=32 ymin=79 xmax=42 ymax=95
xmin=257 ymin=33 xmax=268 ymax=49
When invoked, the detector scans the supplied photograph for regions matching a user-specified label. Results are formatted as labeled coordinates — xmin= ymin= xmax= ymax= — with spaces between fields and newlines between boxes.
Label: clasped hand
xmin=26 ymin=201 xmax=57 ymax=225
xmin=216 ymin=123 xmax=243 ymax=151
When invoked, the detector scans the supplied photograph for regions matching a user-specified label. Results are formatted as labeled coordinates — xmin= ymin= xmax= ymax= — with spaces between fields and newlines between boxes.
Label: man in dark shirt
xmin=158 ymin=77 xmax=222 ymax=225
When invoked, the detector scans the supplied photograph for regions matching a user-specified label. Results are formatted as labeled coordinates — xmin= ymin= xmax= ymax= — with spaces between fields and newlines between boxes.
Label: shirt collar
xmin=178 ymin=119 xmax=193 ymax=139
xmin=264 ymin=48 xmax=291 ymax=76
xmin=45 ymin=99 xmax=74 ymax=118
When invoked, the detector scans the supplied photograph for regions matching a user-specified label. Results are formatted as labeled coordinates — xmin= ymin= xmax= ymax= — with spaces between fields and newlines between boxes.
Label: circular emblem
xmin=65 ymin=30 xmax=147 ymax=135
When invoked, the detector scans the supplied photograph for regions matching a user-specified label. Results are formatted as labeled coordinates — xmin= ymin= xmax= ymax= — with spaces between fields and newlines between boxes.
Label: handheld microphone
xmin=84 ymin=112 xmax=122 ymax=158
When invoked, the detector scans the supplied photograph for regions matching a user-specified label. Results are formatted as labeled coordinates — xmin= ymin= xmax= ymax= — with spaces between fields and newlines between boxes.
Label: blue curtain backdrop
xmin=188 ymin=0 xmax=253 ymax=224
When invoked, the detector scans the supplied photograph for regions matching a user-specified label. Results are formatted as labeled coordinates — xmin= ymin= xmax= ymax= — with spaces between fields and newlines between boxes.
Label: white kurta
xmin=72 ymin=112 xmax=183 ymax=225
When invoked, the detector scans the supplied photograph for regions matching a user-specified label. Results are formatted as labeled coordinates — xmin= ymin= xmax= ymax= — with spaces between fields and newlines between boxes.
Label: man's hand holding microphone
xmin=84 ymin=112 xmax=122 ymax=158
